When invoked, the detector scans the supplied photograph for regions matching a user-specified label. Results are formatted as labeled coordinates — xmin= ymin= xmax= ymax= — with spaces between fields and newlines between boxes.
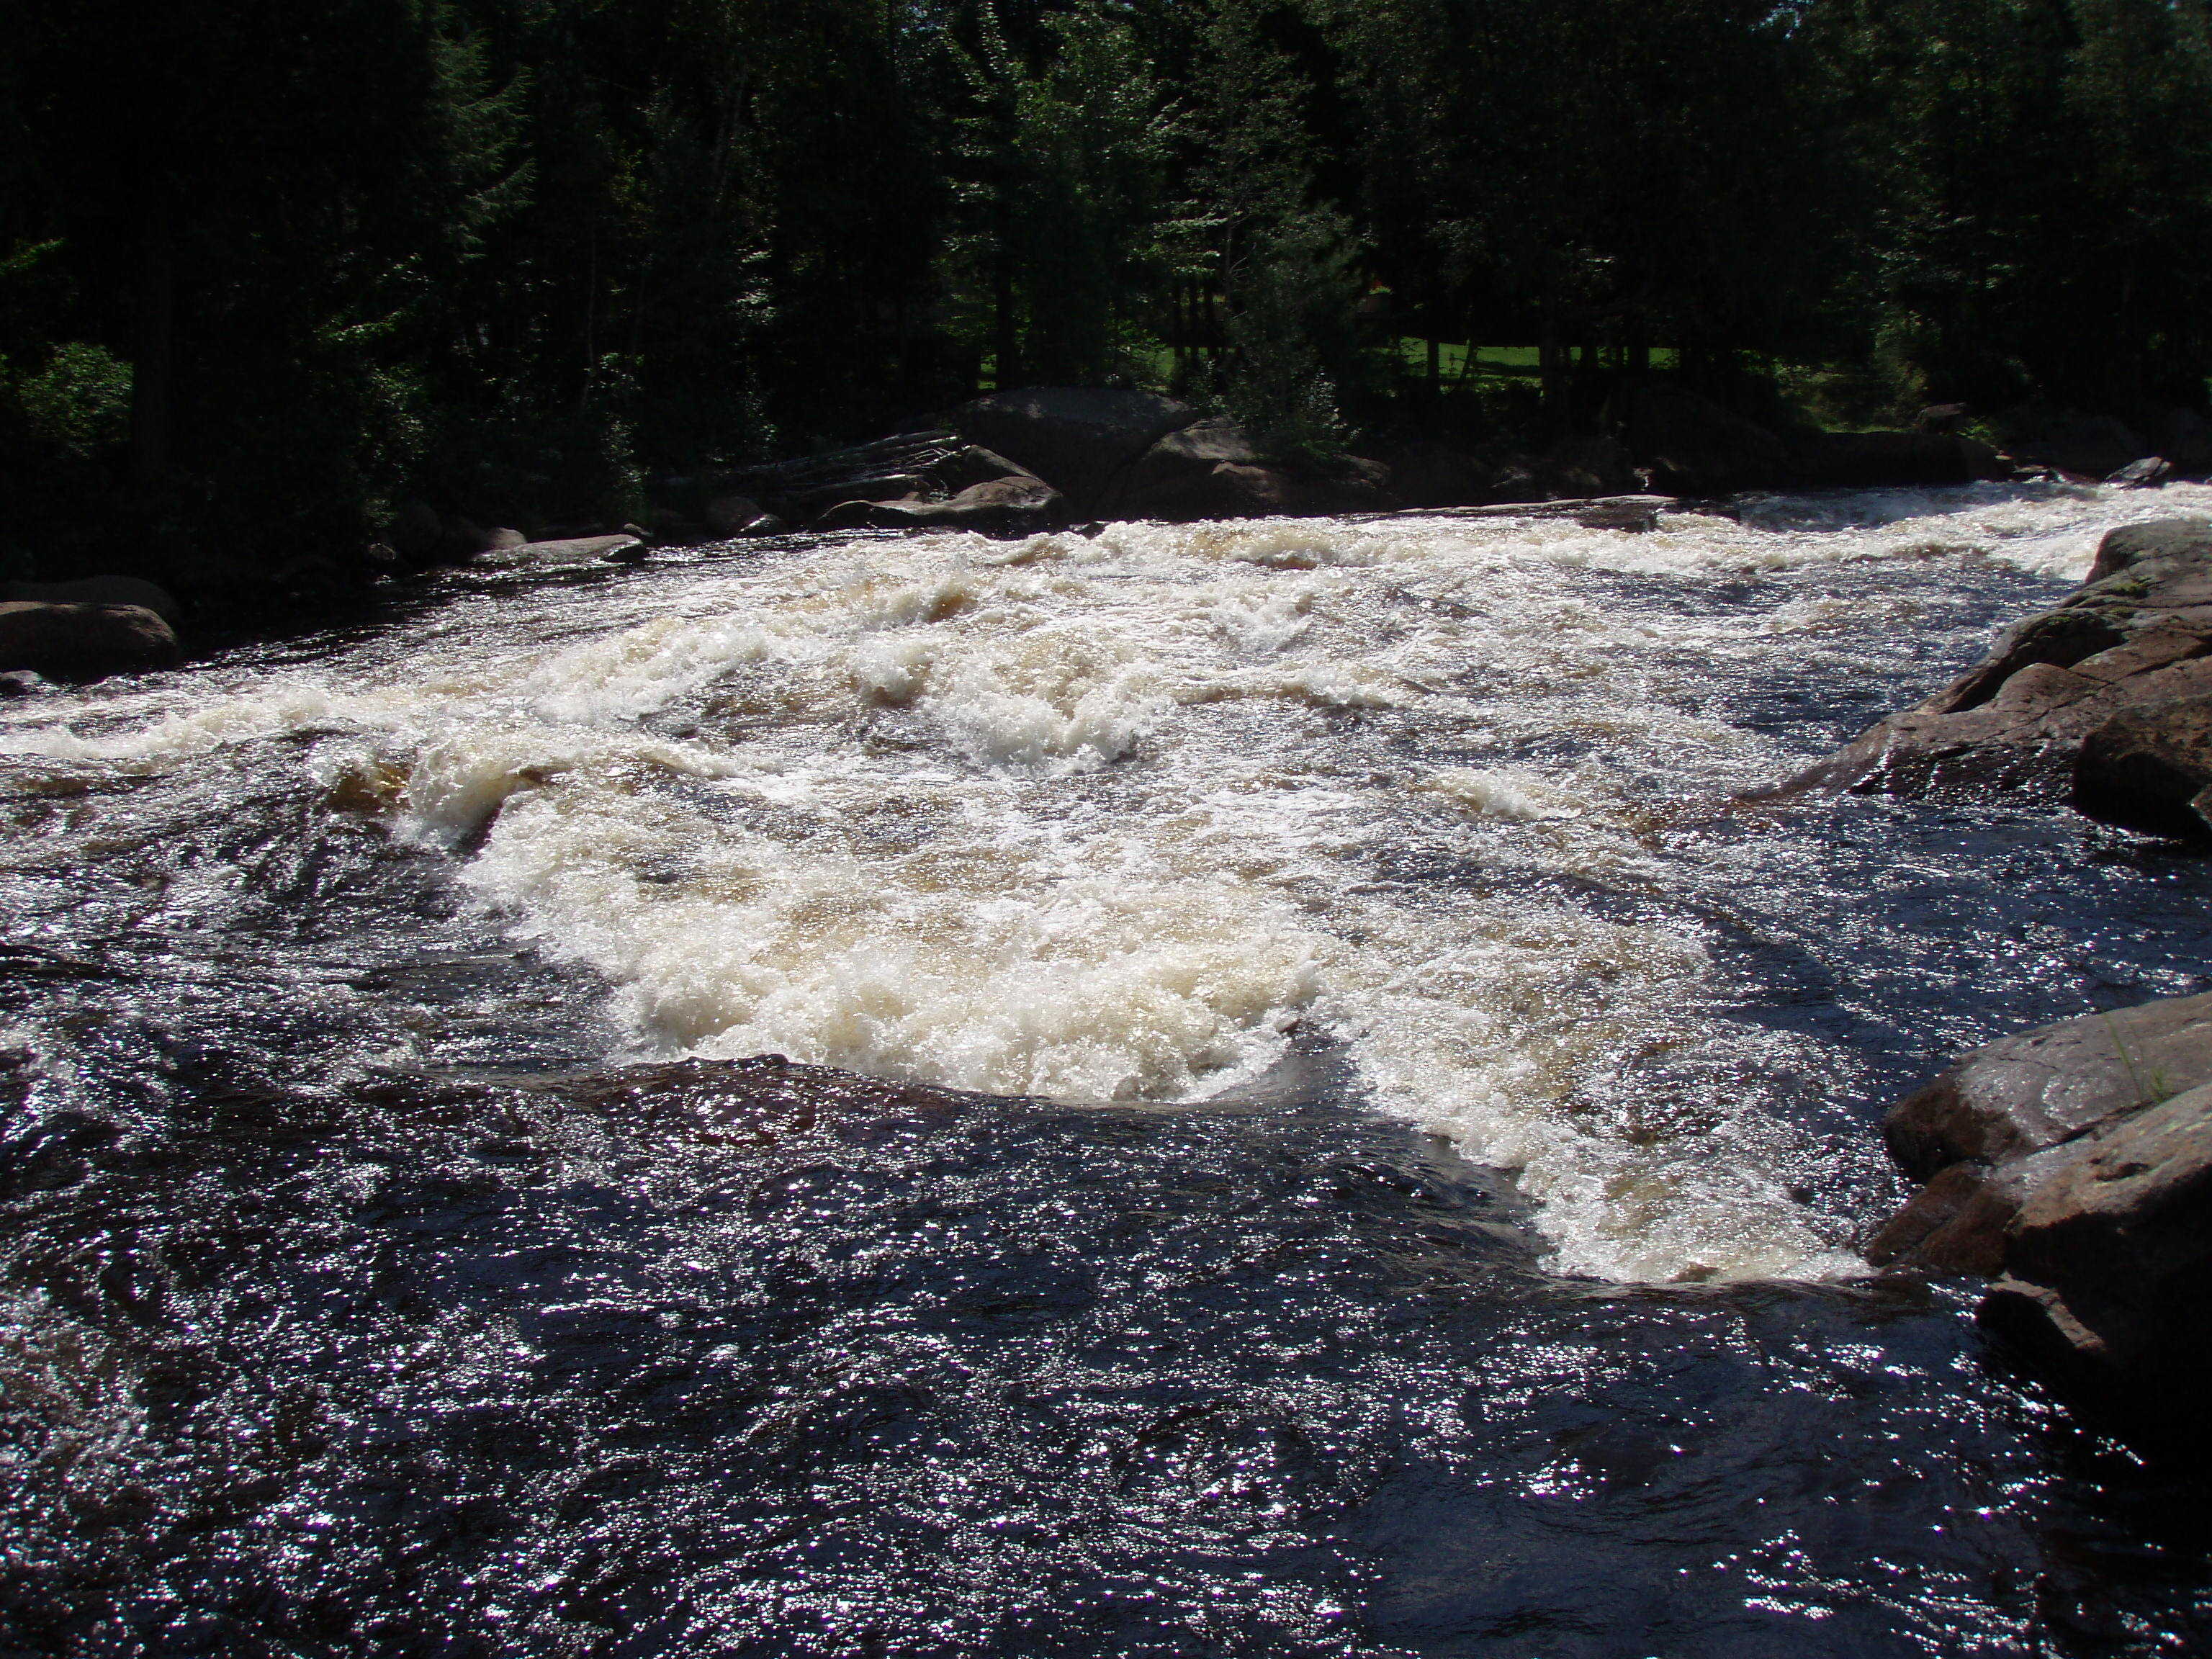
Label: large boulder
xmin=1107 ymin=418 xmax=1393 ymax=521
xmin=1791 ymin=517 xmax=2212 ymax=834
xmin=1106 ymin=417 xmax=1267 ymax=518
xmin=2 ymin=575 xmax=181 ymax=627
xmin=1864 ymin=994 xmax=2212 ymax=1441
xmin=1625 ymin=386 xmax=1793 ymax=494
xmin=944 ymin=387 xmax=1198 ymax=516
xmin=0 ymin=601 xmax=181 ymax=680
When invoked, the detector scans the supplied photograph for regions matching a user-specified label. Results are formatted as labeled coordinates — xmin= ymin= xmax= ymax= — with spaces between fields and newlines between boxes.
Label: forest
xmin=4 ymin=0 xmax=2211 ymax=592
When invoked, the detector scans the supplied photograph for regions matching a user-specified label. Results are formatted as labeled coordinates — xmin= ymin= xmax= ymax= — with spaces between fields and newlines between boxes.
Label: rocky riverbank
xmin=7 ymin=384 xmax=2203 ymax=689
xmin=1799 ymin=516 xmax=2212 ymax=1448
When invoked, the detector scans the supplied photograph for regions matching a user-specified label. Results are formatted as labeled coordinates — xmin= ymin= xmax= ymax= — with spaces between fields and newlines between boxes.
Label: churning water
xmin=4 ymin=484 xmax=2211 ymax=1654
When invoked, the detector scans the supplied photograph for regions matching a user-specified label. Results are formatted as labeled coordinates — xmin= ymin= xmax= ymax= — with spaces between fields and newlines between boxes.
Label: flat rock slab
xmin=482 ymin=534 xmax=646 ymax=568
xmin=1793 ymin=516 xmax=2212 ymax=835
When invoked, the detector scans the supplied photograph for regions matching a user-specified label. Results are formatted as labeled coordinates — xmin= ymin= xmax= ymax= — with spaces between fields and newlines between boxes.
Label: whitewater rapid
xmin=7 ymin=481 xmax=2205 ymax=1282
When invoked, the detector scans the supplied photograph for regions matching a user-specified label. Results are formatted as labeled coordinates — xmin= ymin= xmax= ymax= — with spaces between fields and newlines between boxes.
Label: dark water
xmin=4 ymin=525 xmax=2211 ymax=1656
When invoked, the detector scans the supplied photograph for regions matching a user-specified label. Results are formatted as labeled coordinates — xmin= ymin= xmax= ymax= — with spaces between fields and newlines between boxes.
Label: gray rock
xmin=1790 ymin=518 xmax=2212 ymax=832
xmin=945 ymin=387 xmax=1198 ymax=517
xmin=926 ymin=444 xmax=1046 ymax=498
xmin=2107 ymin=456 xmax=2173 ymax=488
xmin=2 ymin=575 xmax=181 ymax=626
xmin=0 ymin=601 xmax=181 ymax=680
xmin=2085 ymin=515 xmax=2212 ymax=582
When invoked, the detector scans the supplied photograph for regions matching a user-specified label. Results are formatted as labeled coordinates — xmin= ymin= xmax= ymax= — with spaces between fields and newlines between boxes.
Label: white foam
xmin=9 ymin=481 xmax=2206 ymax=1282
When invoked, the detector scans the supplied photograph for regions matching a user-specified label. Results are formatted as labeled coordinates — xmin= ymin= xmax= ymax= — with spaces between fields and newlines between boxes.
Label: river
xmin=4 ymin=482 xmax=2209 ymax=1653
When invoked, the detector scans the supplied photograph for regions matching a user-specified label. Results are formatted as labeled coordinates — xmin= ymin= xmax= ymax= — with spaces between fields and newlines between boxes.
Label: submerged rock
xmin=481 ymin=533 xmax=647 ymax=568
xmin=1866 ymin=994 xmax=2212 ymax=1442
xmin=1792 ymin=516 xmax=2212 ymax=835
xmin=0 ymin=601 xmax=181 ymax=680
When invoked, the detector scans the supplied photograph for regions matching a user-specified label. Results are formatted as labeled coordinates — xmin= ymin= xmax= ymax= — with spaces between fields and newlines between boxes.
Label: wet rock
xmin=0 ymin=668 xmax=48 ymax=698
xmin=2072 ymin=694 xmax=2212 ymax=837
xmin=1982 ymin=1082 xmax=2212 ymax=1391
xmin=482 ymin=534 xmax=646 ymax=569
xmin=945 ymin=387 xmax=1198 ymax=517
xmin=1866 ymin=992 xmax=2212 ymax=1444
xmin=2106 ymin=457 xmax=2172 ymax=489
xmin=1791 ymin=517 xmax=2212 ymax=831
xmin=816 ymin=474 xmax=1066 ymax=536
xmin=927 ymin=444 xmax=1046 ymax=498
xmin=2 ymin=575 xmax=181 ymax=627
xmin=0 ymin=601 xmax=181 ymax=680
xmin=1879 ymin=992 xmax=2212 ymax=1184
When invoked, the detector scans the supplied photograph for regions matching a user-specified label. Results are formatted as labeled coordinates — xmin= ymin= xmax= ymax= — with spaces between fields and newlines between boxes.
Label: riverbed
xmin=4 ymin=483 xmax=2210 ymax=1653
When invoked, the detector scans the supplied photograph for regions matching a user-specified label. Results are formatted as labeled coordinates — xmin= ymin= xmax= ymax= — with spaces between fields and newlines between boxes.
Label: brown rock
xmin=1981 ymin=1080 xmax=2212 ymax=1388
xmin=1866 ymin=994 xmax=2212 ymax=1444
xmin=1791 ymin=518 xmax=2212 ymax=830
xmin=0 ymin=601 xmax=181 ymax=680
xmin=1881 ymin=992 xmax=2212 ymax=1181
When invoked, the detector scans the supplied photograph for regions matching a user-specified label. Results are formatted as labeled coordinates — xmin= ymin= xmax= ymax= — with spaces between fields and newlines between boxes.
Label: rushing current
xmin=4 ymin=482 xmax=2211 ymax=1654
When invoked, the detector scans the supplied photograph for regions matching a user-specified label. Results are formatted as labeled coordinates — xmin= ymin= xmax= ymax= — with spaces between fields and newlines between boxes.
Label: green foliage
xmin=3 ymin=0 xmax=2210 ymax=592
xmin=941 ymin=1 xmax=1179 ymax=387
xmin=1 ymin=342 xmax=131 ymax=462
